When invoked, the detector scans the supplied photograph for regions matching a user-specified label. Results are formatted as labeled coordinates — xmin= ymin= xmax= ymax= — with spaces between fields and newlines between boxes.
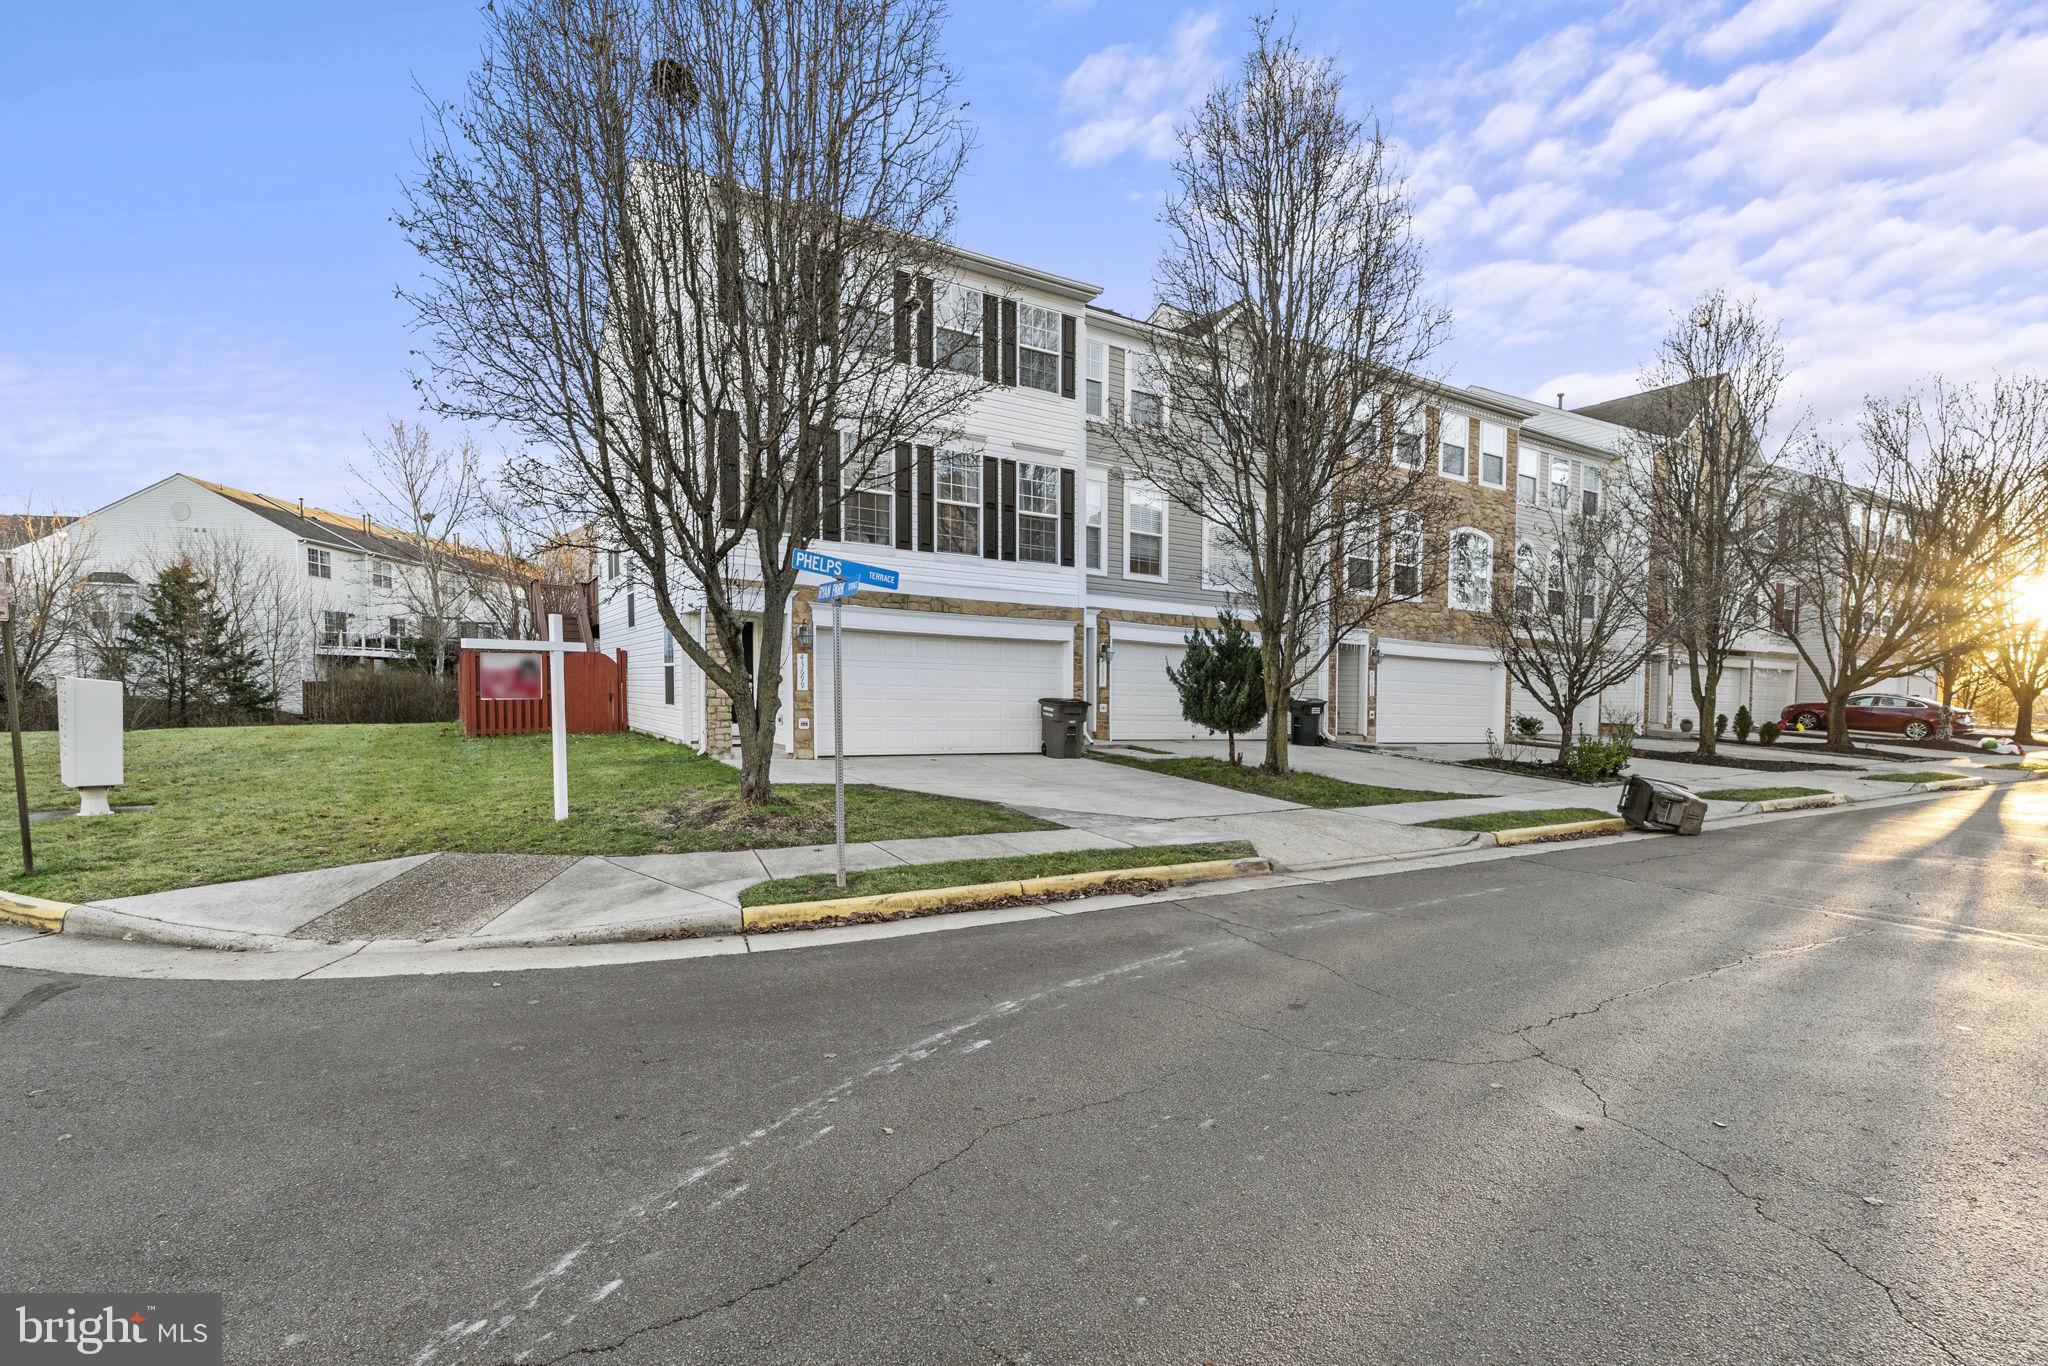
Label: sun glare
xmin=2019 ymin=573 xmax=2048 ymax=626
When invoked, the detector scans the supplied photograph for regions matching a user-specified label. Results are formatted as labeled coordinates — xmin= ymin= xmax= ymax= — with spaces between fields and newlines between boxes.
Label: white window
xmin=842 ymin=459 xmax=893 ymax=546
xmin=1480 ymin=423 xmax=1508 ymax=488
xmin=1546 ymin=549 xmax=1568 ymax=616
xmin=1513 ymin=542 xmax=1538 ymax=613
xmin=1124 ymin=483 xmax=1167 ymax=579
xmin=1395 ymin=419 xmax=1424 ymax=470
xmin=1518 ymin=444 xmax=1541 ymax=505
xmin=371 ymin=559 xmax=393 ymax=590
xmin=1549 ymin=457 xmax=1572 ymax=510
xmin=935 ymin=281 xmax=983 ymax=374
xmin=1438 ymin=419 xmax=1468 ymax=479
xmin=1581 ymin=464 xmax=1603 ymax=517
xmin=1018 ymin=462 xmax=1060 ymax=564
xmin=606 ymin=550 xmax=621 ymax=579
xmin=1203 ymin=519 xmax=1250 ymax=592
xmin=1017 ymin=302 xmax=1061 ymax=393
xmin=1085 ymin=340 xmax=1106 ymax=418
xmin=1390 ymin=513 xmax=1422 ymax=598
xmin=1084 ymin=476 xmax=1107 ymax=572
xmin=1346 ymin=511 xmax=1380 ymax=593
xmin=307 ymin=547 xmax=332 ymax=579
xmin=935 ymin=448 xmax=981 ymax=555
xmin=1447 ymin=529 xmax=1493 ymax=612
xmin=1129 ymin=352 xmax=1165 ymax=427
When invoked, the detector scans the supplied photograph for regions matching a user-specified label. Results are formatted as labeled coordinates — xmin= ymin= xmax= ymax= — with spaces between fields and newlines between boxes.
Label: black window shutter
xmin=822 ymin=429 xmax=842 ymax=540
xmin=717 ymin=410 xmax=741 ymax=527
xmin=982 ymin=455 xmax=1000 ymax=560
xmin=1001 ymin=459 xmax=1018 ymax=562
xmin=981 ymin=294 xmax=999 ymax=382
xmin=916 ymin=446 xmax=935 ymax=551
xmin=894 ymin=443 xmax=913 ymax=549
xmin=1001 ymin=300 xmax=1017 ymax=386
xmin=916 ymin=275 xmax=935 ymax=369
xmin=893 ymin=271 xmax=912 ymax=363
xmin=664 ymin=666 xmax=675 ymax=706
xmin=1059 ymin=467 xmax=1076 ymax=567
xmin=1061 ymin=315 xmax=1077 ymax=399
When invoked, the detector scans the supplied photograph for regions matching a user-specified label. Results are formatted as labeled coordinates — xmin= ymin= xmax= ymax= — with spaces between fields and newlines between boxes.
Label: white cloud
xmin=1055 ymin=11 xmax=1226 ymax=167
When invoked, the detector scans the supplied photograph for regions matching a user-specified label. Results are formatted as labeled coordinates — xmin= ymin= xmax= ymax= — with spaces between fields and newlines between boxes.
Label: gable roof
xmin=1570 ymin=378 xmax=1714 ymax=438
xmin=186 ymin=478 xmax=532 ymax=579
xmin=1463 ymin=387 xmax=1632 ymax=456
xmin=0 ymin=514 xmax=75 ymax=552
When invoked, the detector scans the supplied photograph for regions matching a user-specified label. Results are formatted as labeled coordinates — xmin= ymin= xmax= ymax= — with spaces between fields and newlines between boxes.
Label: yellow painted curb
xmin=742 ymin=856 xmax=1273 ymax=933
xmin=1492 ymin=817 xmax=1628 ymax=847
xmin=0 ymin=891 xmax=72 ymax=933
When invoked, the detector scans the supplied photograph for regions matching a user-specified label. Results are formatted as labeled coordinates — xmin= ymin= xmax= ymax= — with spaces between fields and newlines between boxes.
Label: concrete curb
xmin=740 ymin=856 xmax=1274 ymax=933
xmin=1743 ymin=793 xmax=1851 ymax=815
xmin=1898 ymin=776 xmax=1989 ymax=794
xmin=1487 ymin=817 xmax=1629 ymax=847
xmin=0 ymin=891 xmax=72 ymax=934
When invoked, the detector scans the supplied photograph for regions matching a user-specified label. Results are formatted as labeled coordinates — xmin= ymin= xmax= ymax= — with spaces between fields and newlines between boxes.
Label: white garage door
xmin=1752 ymin=666 xmax=1795 ymax=721
xmin=1378 ymin=650 xmax=1506 ymax=743
xmin=814 ymin=629 xmax=1068 ymax=755
xmin=1111 ymin=641 xmax=1214 ymax=740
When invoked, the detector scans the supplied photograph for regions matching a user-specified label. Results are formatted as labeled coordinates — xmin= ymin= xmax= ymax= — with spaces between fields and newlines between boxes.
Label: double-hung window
xmin=1514 ymin=543 xmax=1538 ymax=613
xmin=307 ymin=547 xmax=332 ymax=579
xmin=1085 ymin=341 xmax=1106 ymax=418
xmin=371 ymin=559 xmax=393 ymax=590
xmin=935 ymin=449 xmax=981 ymax=555
xmin=1128 ymin=352 xmax=1165 ymax=428
xmin=606 ymin=550 xmax=621 ymax=579
xmin=1518 ymin=445 xmax=1540 ymax=505
xmin=1017 ymin=303 xmax=1061 ymax=393
xmin=842 ymin=459 xmax=893 ymax=546
xmin=1548 ymin=457 xmax=1572 ymax=511
xmin=1581 ymin=465 xmax=1603 ymax=517
xmin=1480 ymin=423 xmax=1508 ymax=488
xmin=1391 ymin=513 xmax=1422 ymax=598
xmin=935 ymin=281 xmax=983 ymax=374
xmin=1447 ymin=529 xmax=1493 ymax=612
xmin=1084 ymin=477 xmax=1107 ymax=571
xmin=1125 ymin=484 xmax=1166 ymax=579
xmin=1203 ymin=520 xmax=1250 ymax=592
xmin=1395 ymin=420 xmax=1424 ymax=471
xmin=1439 ymin=421 xmax=1468 ymax=478
xmin=1346 ymin=511 xmax=1380 ymax=593
xmin=1546 ymin=550 xmax=1568 ymax=616
xmin=662 ymin=628 xmax=676 ymax=705
xmin=1018 ymin=462 xmax=1060 ymax=564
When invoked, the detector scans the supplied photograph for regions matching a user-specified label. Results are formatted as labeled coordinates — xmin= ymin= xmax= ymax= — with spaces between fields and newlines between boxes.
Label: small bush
xmin=302 ymin=670 xmax=458 ymax=724
xmin=1758 ymin=720 xmax=1781 ymax=745
xmin=1733 ymin=705 xmax=1753 ymax=742
xmin=1601 ymin=711 xmax=1639 ymax=741
xmin=1715 ymin=712 xmax=1729 ymax=738
xmin=1512 ymin=713 xmax=1544 ymax=740
xmin=1565 ymin=730 xmax=1633 ymax=782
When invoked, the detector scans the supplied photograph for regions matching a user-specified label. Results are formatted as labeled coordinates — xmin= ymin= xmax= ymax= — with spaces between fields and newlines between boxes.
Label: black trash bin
xmin=1617 ymin=774 xmax=1707 ymax=835
xmin=1038 ymin=697 xmax=1090 ymax=759
xmin=1289 ymin=699 xmax=1327 ymax=747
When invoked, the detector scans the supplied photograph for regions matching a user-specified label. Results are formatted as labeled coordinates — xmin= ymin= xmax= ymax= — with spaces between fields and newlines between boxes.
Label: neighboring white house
xmin=15 ymin=474 xmax=525 ymax=712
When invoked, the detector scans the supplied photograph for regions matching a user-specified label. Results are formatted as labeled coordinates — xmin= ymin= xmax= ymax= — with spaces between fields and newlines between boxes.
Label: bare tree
xmin=400 ymin=0 xmax=980 ymax=803
xmin=1480 ymin=497 xmax=1659 ymax=767
xmin=1619 ymin=292 xmax=1799 ymax=755
xmin=1103 ymin=17 xmax=1451 ymax=774
xmin=1775 ymin=375 xmax=2048 ymax=748
xmin=1980 ymin=572 xmax=2048 ymax=744
xmin=350 ymin=419 xmax=502 ymax=672
xmin=1 ymin=512 xmax=97 ymax=704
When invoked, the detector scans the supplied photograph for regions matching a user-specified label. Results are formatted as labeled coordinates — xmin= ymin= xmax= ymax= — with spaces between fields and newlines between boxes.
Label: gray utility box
xmin=1289 ymin=699 xmax=1327 ymax=747
xmin=1617 ymin=774 xmax=1707 ymax=835
xmin=1039 ymin=697 xmax=1090 ymax=759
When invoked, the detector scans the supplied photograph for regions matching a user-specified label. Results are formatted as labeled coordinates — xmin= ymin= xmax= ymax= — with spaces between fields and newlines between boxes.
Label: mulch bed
xmin=1456 ymin=758 xmax=1612 ymax=785
xmin=1633 ymin=749 xmax=1859 ymax=773
xmin=749 ymin=875 xmax=1172 ymax=933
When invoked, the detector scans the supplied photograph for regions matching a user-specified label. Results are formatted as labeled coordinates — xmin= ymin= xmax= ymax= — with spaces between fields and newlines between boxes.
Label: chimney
xmin=298 ymin=497 xmax=305 ymax=516
xmin=1556 ymin=393 xmax=1565 ymax=410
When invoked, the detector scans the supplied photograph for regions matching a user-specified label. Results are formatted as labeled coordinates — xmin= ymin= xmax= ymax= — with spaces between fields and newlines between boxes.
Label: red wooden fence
xmin=458 ymin=648 xmax=629 ymax=737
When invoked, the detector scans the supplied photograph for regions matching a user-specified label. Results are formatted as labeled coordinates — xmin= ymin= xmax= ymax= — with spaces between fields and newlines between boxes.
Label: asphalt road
xmin=4 ymin=786 xmax=2044 ymax=1365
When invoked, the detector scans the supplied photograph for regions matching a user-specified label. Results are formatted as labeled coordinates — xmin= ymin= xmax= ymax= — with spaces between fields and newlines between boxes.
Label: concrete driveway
xmin=764 ymin=751 xmax=1297 ymax=819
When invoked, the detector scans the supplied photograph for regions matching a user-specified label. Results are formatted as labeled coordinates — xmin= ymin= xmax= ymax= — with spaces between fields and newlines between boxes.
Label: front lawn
xmin=1418 ymin=806 xmax=1614 ymax=833
xmin=1862 ymin=771 xmax=1965 ymax=784
xmin=1693 ymin=786 xmax=1833 ymax=803
xmin=2 ymin=723 xmax=1051 ymax=904
xmin=1090 ymin=753 xmax=1460 ymax=809
xmin=739 ymin=840 xmax=1257 ymax=908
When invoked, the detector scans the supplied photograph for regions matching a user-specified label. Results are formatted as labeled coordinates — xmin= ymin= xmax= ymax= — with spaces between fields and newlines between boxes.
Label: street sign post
xmin=460 ymin=614 xmax=586 ymax=821
xmin=790 ymin=548 xmax=901 ymax=889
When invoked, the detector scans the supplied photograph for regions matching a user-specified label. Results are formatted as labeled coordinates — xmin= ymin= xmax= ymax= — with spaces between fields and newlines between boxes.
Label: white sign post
xmin=791 ymin=549 xmax=901 ymax=891
xmin=461 ymin=613 xmax=586 ymax=822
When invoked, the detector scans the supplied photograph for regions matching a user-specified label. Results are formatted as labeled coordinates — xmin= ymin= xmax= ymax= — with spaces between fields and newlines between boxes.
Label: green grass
xmin=1417 ymin=806 xmax=1614 ymax=833
xmin=1693 ymin=786 xmax=1832 ymax=803
xmin=1988 ymin=761 xmax=2046 ymax=771
xmin=739 ymin=840 xmax=1257 ymax=908
xmin=1862 ymin=771 xmax=1966 ymax=784
xmin=2 ymin=723 xmax=1052 ymax=904
xmin=1089 ymin=753 xmax=1460 ymax=809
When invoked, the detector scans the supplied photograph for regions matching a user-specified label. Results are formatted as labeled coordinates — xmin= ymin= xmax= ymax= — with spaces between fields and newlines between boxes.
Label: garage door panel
xmin=814 ymin=630 xmax=1067 ymax=755
xmin=1379 ymin=653 xmax=1505 ymax=744
xmin=1112 ymin=642 xmax=1214 ymax=740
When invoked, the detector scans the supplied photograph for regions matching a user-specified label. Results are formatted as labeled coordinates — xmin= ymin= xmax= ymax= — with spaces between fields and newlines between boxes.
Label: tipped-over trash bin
xmin=1617 ymin=774 xmax=1706 ymax=835
xmin=1289 ymin=699 xmax=1327 ymax=747
xmin=1038 ymin=697 xmax=1090 ymax=758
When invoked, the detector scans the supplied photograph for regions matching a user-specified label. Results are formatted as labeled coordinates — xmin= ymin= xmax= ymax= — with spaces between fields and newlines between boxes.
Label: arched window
xmin=1448 ymin=528 xmax=1493 ymax=612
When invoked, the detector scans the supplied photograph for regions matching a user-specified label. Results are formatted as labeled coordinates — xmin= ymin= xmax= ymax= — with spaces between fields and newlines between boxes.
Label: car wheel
xmin=1903 ymin=720 xmax=1931 ymax=741
xmin=1795 ymin=711 xmax=1825 ymax=731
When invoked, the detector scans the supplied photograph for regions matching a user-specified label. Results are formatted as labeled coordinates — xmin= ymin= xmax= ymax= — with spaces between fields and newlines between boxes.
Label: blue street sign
xmin=817 ymin=578 xmax=861 ymax=603
xmin=790 ymin=546 xmax=900 ymax=591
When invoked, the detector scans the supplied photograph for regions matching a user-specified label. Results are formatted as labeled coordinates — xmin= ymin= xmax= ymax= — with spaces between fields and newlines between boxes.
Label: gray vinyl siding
xmin=1084 ymin=459 xmax=1227 ymax=607
xmin=1106 ymin=347 xmax=1127 ymax=423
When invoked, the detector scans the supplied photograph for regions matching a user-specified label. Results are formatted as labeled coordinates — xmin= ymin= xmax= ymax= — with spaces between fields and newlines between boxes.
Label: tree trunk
xmin=2015 ymin=685 xmax=2040 ymax=745
xmin=1261 ymin=667 xmax=1290 ymax=775
xmin=1227 ymin=730 xmax=1238 ymax=765
xmin=1824 ymin=689 xmax=1852 ymax=750
xmin=1549 ymin=705 xmax=1578 ymax=770
xmin=736 ymin=694 xmax=778 ymax=804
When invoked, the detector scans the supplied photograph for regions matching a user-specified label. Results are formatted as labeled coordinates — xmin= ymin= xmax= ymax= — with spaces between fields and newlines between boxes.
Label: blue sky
xmin=6 ymin=0 xmax=2044 ymax=513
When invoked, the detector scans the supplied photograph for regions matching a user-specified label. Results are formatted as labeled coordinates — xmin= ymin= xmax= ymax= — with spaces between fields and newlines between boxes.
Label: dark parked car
xmin=1780 ymin=692 xmax=1973 ymax=741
